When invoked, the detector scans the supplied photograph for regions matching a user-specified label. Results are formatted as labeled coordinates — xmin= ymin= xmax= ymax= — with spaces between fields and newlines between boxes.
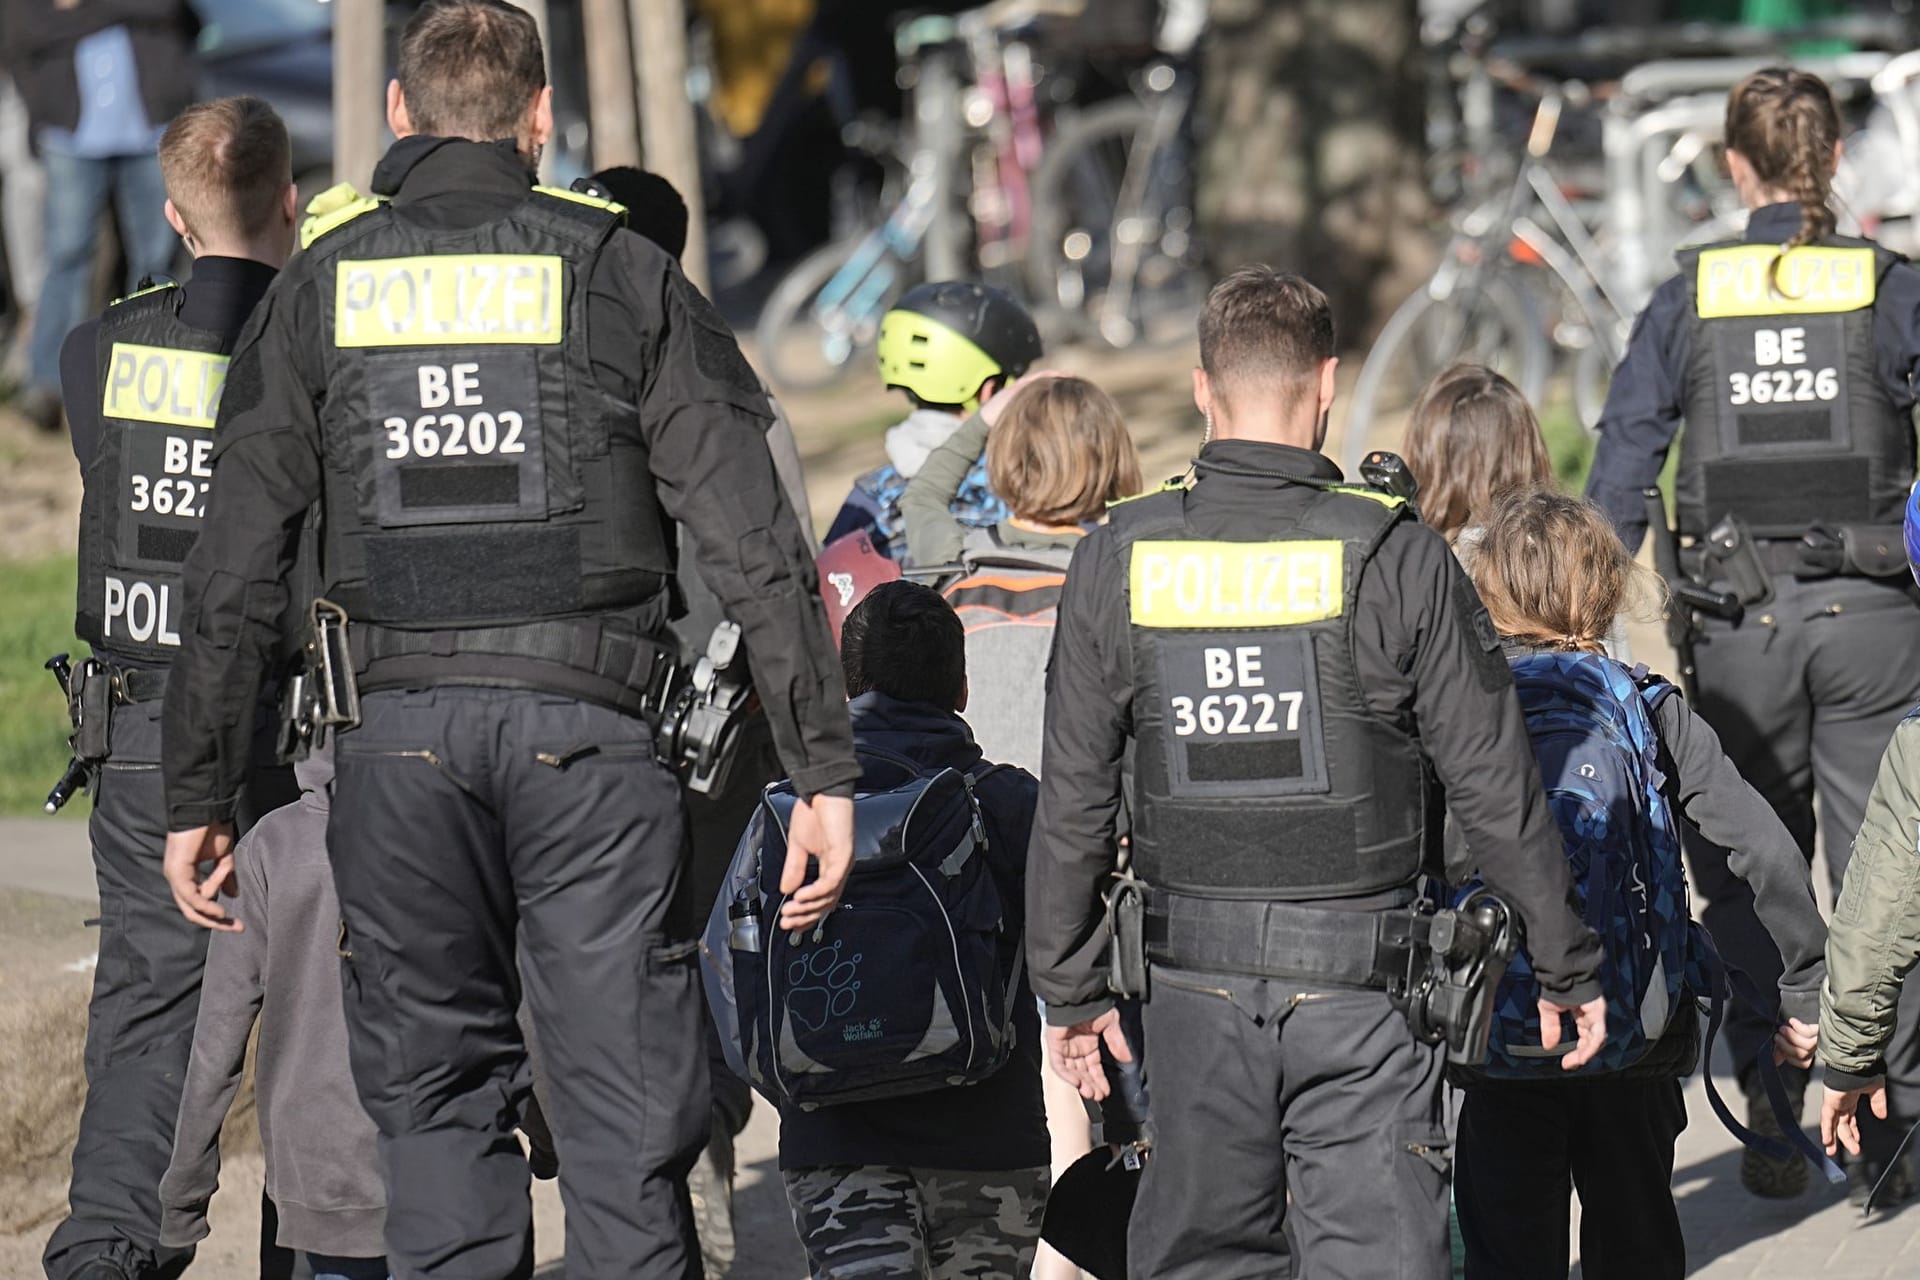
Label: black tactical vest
xmin=76 ymin=284 xmax=234 ymax=664
xmin=302 ymin=189 xmax=671 ymax=634
xmin=1677 ymin=237 xmax=1911 ymax=539
xmin=1113 ymin=484 xmax=1428 ymax=900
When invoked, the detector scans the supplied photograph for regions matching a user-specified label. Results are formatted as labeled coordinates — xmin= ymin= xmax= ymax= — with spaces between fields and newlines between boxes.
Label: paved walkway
xmin=6 ymin=813 xmax=1920 ymax=1277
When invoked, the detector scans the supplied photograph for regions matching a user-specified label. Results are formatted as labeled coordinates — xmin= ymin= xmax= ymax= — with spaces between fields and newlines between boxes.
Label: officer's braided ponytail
xmin=1725 ymin=68 xmax=1843 ymax=296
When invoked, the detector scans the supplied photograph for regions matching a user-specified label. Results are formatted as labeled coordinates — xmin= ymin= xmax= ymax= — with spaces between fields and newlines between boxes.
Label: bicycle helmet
xmin=877 ymin=281 xmax=1043 ymax=411
xmin=1906 ymin=479 xmax=1920 ymax=587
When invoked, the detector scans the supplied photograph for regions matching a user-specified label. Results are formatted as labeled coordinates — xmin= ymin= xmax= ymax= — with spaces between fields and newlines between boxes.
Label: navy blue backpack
xmin=1469 ymin=651 xmax=1843 ymax=1180
xmin=1475 ymin=652 xmax=1695 ymax=1076
xmin=701 ymin=747 xmax=1021 ymax=1110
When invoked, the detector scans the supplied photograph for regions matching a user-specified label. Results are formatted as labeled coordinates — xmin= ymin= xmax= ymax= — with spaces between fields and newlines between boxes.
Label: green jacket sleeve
xmin=1821 ymin=715 xmax=1920 ymax=1089
xmin=899 ymin=411 xmax=990 ymax=568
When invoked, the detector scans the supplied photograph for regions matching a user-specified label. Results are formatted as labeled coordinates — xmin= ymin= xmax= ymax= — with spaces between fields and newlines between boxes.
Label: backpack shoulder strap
xmin=855 ymin=743 xmax=931 ymax=781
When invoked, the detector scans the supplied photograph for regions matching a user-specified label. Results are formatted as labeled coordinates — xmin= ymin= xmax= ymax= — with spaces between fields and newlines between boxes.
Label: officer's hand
xmin=1774 ymin=1017 xmax=1819 ymax=1069
xmin=163 ymin=823 xmax=241 ymax=932
xmin=1046 ymin=1009 xmax=1132 ymax=1101
xmin=1537 ymin=994 xmax=1607 ymax=1070
xmin=1823 ymin=1081 xmax=1889 ymax=1157
xmin=980 ymin=368 xmax=1070 ymax=427
xmin=779 ymin=794 xmax=854 ymax=931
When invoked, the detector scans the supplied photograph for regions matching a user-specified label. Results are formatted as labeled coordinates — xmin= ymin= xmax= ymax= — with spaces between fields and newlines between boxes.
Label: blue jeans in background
xmin=28 ymin=147 xmax=178 ymax=394
xmin=306 ymin=1253 xmax=390 ymax=1280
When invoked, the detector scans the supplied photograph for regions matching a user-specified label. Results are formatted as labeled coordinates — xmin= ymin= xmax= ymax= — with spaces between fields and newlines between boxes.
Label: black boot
xmin=1740 ymin=1072 xmax=1809 ymax=1199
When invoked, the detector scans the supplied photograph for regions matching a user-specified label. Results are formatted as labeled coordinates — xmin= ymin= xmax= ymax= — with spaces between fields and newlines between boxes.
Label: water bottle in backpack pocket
xmin=701 ymin=746 xmax=1021 ymax=1109
xmin=1462 ymin=652 xmax=1697 ymax=1077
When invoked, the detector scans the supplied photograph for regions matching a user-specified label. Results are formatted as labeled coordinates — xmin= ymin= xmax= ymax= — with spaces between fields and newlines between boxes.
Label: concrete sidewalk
xmin=7 ymin=812 xmax=1920 ymax=1277
xmin=1658 ymin=1066 xmax=1920 ymax=1279
xmin=0 ymin=815 xmax=95 ymax=904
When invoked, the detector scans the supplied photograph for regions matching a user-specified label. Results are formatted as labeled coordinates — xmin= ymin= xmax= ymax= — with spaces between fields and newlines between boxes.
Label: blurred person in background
xmin=0 ymin=0 xmax=199 ymax=430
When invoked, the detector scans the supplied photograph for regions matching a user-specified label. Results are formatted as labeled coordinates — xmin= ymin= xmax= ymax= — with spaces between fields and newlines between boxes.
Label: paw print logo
xmin=786 ymin=938 xmax=863 ymax=1033
xmin=828 ymin=571 xmax=856 ymax=607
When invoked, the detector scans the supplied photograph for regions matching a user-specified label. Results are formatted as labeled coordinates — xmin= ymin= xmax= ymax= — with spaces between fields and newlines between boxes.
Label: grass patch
xmin=1537 ymin=393 xmax=1680 ymax=500
xmin=0 ymin=556 xmax=85 ymax=818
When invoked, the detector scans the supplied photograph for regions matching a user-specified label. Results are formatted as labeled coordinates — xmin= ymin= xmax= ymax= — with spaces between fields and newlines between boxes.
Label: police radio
xmin=661 ymin=621 xmax=759 ymax=795
xmin=1359 ymin=450 xmax=1420 ymax=512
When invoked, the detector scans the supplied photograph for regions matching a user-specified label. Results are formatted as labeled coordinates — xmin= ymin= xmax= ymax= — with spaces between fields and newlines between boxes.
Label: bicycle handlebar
xmin=1484 ymin=15 xmax=1915 ymax=73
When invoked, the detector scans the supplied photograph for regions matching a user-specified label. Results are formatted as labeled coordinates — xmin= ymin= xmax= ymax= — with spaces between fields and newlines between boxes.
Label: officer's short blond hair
xmin=158 ymin=97 xmax=291 ymax=246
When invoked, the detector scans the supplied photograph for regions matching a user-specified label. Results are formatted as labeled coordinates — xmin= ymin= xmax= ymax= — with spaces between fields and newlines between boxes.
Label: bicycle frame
xmin=806 ymin=163 xmax=943 ymax=360
xmin=1090 ymin=62 xmax=1191 ymax=347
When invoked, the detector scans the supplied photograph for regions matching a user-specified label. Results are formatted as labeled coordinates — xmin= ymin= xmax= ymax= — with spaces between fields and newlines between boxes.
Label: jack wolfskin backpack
xmin=1475 ymin=652 xmax=1696 ymax=1077
xmin=701 ymin=746 xmax=1021 ymax=1109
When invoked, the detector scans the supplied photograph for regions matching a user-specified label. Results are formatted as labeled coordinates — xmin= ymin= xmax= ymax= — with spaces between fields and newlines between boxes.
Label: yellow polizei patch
xmin=334 ymin=254 xmax=564 ymax=347
xmin=102 ymin=343 xmax=228 ymax=428
xmin=1130 ymin=540 xmax=1344 ymax=628
xmin=1696 ymin=245 xmax=1877 ymax=318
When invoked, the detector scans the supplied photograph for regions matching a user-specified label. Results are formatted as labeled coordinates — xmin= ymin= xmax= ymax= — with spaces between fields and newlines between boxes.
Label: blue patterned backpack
xmin=1477 ymin=651 xmax=1695 ymax=1076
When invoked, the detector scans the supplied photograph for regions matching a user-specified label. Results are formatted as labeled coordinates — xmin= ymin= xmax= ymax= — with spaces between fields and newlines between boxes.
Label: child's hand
xmin=1823 ymin=1082 xmax=1890 ymax=1157
xmin=1773 ymin=1017 xmax=1819 ymax=1069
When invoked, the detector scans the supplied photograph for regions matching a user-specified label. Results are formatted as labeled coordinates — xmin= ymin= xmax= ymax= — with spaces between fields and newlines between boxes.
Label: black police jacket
xmin=62 ymin=257 xmax=280 ymax=668
xmin=161 ymin=137 xmax=860 ymax=827
xmin=1027 ymin=440 xmax=1604 ymax=1024
xmin=1588 ymin=202 xmax=1920 ymax=552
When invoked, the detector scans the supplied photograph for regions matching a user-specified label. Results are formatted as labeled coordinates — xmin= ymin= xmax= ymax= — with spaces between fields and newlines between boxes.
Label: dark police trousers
xmin=1455 ymin=1075 xmax=1688 ymax=1279
xmin=43 ymin=697 xmax=297 ymax=1280
xmin=1686 ymin=573 xmax=1920 ymax=1131
xmin=1129 ymin=968 xmax=1450 ymax=1279
xmin=329 ymin=688 xmax=709 ymax=1280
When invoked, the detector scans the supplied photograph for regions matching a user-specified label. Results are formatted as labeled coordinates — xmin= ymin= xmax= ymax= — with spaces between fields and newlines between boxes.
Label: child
xmin=777 ymin=580 xmax=1050 ymax=1278
xmin=1453 ymin=488 xmax=1825 ymax=1280
xmin=158 ymin=745 xmax=387 ymax=1280
xmin=1401 ymin=363 xmax=1553 ymax=554
xmin=823 ymin=281 xmax=1043 ymax=560
xmin=1404 ymin=363 xmax=1632 ymax=665
xmin=897 ymin=373 xmax=1141 ymax=1280
xmin=900 ymin=372 xmax=1142 ymax=772
xmin=1820 ymin=485 xmax=1920 ymax=1183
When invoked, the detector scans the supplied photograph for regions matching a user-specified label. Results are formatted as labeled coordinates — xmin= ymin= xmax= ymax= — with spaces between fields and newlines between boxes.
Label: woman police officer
xmin=1585 ymin=66 xmax=1920 ymax=1204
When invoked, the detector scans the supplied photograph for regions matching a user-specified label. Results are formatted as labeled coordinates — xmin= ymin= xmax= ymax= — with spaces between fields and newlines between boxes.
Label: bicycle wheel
xmin=754 ymin=238 xmax=916 ymax=394
xmin=1024 ymin=98 xmax=1204 ymax=350
xmin=1572 ymin=341 xmax=1615 ymax=433
xmin=1338 ymin=272 xmax=1550 ymax=479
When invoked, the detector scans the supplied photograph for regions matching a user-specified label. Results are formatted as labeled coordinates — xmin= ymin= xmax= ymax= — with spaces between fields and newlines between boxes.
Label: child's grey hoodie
xmin=159 ymin=745 xmax=385 ymax=1257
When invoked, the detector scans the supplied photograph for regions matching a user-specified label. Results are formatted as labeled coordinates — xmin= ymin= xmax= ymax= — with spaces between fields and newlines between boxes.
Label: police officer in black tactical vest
xmin=156 ymin=4 xmax=860 ymax=1277
xmin=1028 ymin=269 xmax=1608 ymax=1278
xmin=45 ymin=96 xmax=301 ymax=1280
xmin=1588 ymin=68 xmax=1920 ymax=1203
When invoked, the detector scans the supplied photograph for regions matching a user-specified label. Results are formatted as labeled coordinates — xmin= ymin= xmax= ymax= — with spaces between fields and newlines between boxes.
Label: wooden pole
xmin=333 ymin=0 xmax=386 ymax=193
xmin=583 ymin=0 xmax=642 ymax=170
xmin=631 ymin=0 xmax=708 ymax=291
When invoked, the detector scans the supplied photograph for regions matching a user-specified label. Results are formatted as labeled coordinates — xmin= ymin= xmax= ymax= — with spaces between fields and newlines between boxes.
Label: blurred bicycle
xmin=754 ymin=0 xmax=1205 ymax=393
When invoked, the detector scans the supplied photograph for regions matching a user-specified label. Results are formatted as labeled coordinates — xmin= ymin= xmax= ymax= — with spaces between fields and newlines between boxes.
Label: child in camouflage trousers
xmin=776 ymin=582 xmax=1051 ymax=1278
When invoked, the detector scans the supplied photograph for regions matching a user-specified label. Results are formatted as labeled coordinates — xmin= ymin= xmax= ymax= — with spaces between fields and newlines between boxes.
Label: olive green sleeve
xmin=899 ymin=411 xmax=990 ymax=568
xmin=1821 ymin=716 xmax=1920 ymax=1086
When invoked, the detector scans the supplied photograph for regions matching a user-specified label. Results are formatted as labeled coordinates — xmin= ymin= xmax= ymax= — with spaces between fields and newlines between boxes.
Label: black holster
xmin=1107 ymin=876 xmax=1149 ymax=1000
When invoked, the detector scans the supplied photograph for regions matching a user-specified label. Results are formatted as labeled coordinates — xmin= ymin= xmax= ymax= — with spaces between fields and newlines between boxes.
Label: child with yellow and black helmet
xmin=823 ymin=281 xmax=1043 ymax=560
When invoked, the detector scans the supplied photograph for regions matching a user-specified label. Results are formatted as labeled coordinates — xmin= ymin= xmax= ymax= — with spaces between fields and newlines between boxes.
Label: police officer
xmin=1029 ymin=268 xmax=1607 ymax=1278
xmin=44 ymin=96 xmax=300 ymax=1280
xmin=156 ymin=4 xmax=860 ymax=1277
xmin=1586 ymin=66 xmax=1920 ymax=1203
